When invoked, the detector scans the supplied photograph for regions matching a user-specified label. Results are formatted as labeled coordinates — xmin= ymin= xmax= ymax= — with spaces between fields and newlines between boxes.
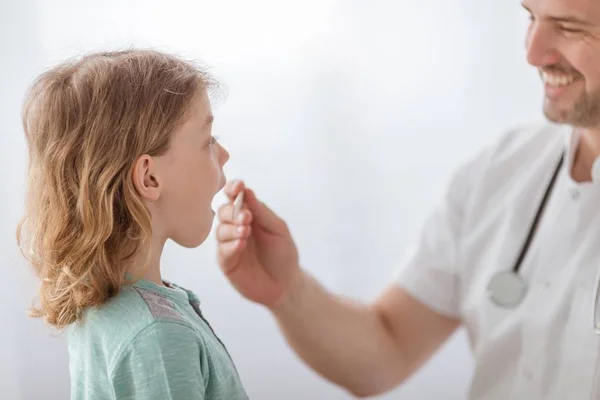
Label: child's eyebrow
xmin=204 ymin=115 xmax=214 ymax=127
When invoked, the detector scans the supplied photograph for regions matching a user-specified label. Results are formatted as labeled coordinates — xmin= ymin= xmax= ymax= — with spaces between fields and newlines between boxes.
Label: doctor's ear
xmin=131 ymin=154 xmax=162 ymax=201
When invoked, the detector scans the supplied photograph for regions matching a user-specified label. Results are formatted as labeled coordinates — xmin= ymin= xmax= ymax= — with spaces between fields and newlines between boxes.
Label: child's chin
xmin=173 ymin=227 xmax=211 ymax=249
xmin=175 ymin=236 xmax=207 ymax=249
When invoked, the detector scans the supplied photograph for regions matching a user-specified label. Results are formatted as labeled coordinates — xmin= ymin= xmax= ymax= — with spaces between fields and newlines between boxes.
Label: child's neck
xmin=130 ymin=239 xmax=165 ymax=286
xmin=143 ymin=264 xmax=164 ymax=286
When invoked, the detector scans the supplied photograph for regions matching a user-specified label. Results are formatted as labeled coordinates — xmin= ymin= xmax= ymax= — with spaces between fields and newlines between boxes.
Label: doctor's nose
xmin=526 ymin=22 xmax=560 ymax=68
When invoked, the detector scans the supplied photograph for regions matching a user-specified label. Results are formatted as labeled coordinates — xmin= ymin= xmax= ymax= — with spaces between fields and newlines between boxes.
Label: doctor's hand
xmin=216 ymin=180 xmax=301 ymax=308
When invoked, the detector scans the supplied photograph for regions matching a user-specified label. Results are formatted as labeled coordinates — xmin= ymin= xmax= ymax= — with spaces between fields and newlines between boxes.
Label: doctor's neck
xmin=571 ymin=127 xmax=600 ymax=183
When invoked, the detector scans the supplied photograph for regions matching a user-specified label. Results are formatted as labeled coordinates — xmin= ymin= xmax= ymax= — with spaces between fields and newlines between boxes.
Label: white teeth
xmin=542 ymin=71 xmax=576 ymax=87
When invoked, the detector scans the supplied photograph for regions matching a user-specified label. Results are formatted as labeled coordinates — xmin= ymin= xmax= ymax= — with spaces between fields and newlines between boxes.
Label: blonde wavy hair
xmin=17 ymin=49 xmax=216 ymax=329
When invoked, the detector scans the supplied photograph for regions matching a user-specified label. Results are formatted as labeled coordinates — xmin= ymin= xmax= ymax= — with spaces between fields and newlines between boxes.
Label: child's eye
xmin=209 ymin=136 xmax=219 ymax=146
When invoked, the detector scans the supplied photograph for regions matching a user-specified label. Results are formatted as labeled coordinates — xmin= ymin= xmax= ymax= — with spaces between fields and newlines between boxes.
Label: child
xmin=17 ymin=49 xmax=248 ymax=399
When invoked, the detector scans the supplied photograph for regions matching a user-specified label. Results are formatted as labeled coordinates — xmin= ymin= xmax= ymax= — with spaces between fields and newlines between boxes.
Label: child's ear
xmin=132 ymin=154 xmax=162 ymax=201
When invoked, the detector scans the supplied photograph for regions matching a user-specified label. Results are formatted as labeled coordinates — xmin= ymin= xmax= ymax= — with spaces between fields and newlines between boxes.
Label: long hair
xmin=17 ymin=49 xmax=216 ymax=329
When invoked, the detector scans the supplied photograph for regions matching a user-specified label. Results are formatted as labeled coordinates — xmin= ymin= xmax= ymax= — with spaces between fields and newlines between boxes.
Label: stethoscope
xmin=486 ymin=151 xmax=565 ymax=309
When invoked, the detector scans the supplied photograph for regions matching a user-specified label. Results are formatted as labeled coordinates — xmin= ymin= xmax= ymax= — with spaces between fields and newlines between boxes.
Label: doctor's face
xmin=524 ymin=0 xmax=600 ymax=128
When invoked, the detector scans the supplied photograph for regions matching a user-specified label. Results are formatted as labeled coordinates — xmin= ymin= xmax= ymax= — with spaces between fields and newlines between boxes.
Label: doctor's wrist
xmin=269 ymin=266 xmax=309 ymax=317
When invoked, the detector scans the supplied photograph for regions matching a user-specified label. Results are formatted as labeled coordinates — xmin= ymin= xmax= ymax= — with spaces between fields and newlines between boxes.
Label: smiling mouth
xmin=541 ymin=71 xmax=579 ymax=87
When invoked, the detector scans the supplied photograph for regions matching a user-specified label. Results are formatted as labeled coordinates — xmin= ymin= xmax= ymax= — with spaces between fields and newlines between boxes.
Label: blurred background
xmin=0 ymin=0 xmax=543 ymax=398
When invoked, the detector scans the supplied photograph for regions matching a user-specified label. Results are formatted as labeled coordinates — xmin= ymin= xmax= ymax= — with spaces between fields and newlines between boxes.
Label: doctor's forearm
xmin=269 ymin=270 xmax=409 ymax=397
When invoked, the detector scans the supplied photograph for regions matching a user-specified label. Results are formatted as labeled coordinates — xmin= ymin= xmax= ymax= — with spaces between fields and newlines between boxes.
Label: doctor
xmin=216 ymin=0 xmax=600 ymax=398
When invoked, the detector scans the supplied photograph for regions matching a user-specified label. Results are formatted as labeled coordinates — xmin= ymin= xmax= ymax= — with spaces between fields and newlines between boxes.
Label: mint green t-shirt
xmin=68 ymin=279 xmax=248 ymax=400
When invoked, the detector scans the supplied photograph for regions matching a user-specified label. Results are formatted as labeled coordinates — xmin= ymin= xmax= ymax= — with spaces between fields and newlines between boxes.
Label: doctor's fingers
xmin=218 ymin=239 xmax=247 ymax=268
xmin=216 ymin=223 xmax=252 ymax=242
xmin=223 ymin=180 xmax=246 ymax=201
xmin=218 ymin=203 xmax=253 ymax=225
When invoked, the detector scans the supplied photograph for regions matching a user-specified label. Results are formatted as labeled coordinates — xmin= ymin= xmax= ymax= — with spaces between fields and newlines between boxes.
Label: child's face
xmin=152 ymin=90 xmax=229 ymax=248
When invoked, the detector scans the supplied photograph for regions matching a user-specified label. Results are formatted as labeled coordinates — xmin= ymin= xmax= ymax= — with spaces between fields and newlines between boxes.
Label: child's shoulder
xmin=69 ymin=282 xmax=196 ymax=364
xmin=80 ymin=283 xmax=194 ymax=330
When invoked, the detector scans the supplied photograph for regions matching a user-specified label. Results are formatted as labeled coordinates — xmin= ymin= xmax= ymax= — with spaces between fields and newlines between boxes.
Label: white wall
xmin=0 ymin=1 xmax=543 ymax=399
xmin=1 ymin=2 xmax=56 ymax=399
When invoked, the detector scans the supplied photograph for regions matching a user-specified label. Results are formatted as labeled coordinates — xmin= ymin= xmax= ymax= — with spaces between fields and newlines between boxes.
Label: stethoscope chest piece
xmin=487 ymin=271 xmax=528 ymax=309
xmin=486 ymin=151 xmax=564 ymax=310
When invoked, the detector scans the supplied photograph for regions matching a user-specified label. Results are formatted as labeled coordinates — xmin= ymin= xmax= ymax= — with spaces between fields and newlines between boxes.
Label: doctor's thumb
xmin=244 ymin=189 xmax=290 ymax=235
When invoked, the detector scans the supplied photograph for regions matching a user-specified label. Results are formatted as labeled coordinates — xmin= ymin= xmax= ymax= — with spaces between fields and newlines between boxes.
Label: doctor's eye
xmin=559 ymin=25 xmax=584 ymax=34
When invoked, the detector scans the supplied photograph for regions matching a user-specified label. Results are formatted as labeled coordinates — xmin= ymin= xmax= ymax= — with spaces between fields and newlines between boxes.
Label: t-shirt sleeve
xmin=395 ymin=150 xmax=486 ymax=319
xmin=110 ymin=321 xmax=207 ymax=400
